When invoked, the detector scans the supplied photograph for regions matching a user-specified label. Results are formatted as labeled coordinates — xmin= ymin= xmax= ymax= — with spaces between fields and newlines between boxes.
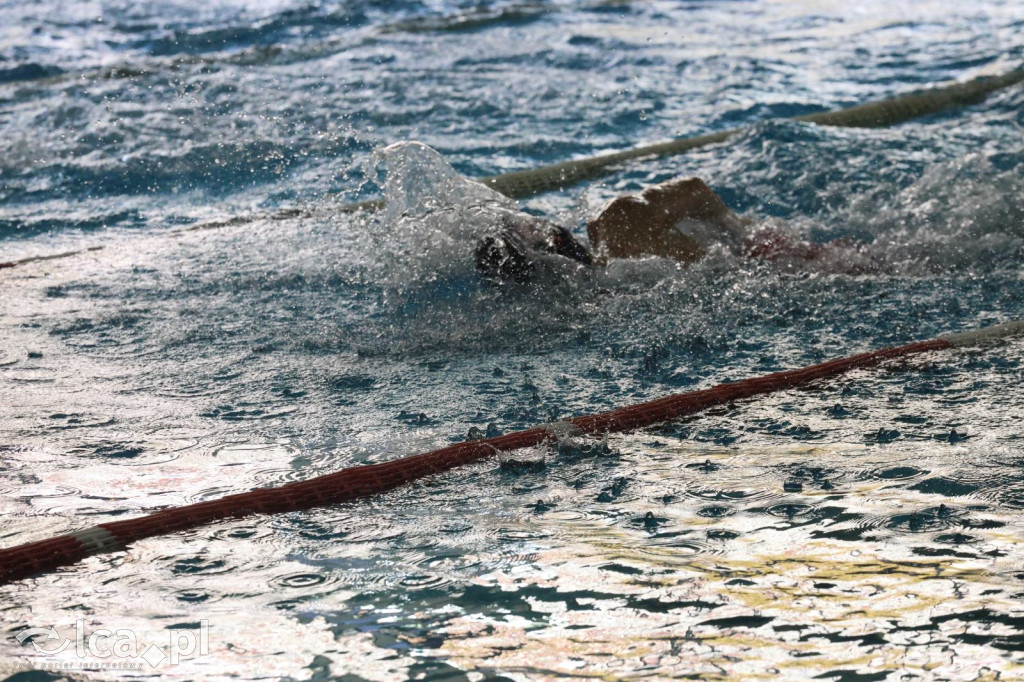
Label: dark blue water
xmin=2 ymin=1 xmax=1024 ymax=679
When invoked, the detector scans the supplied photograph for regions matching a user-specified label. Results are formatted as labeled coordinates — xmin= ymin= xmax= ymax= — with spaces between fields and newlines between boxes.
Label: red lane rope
xmin=0 ymin=337 xmax=951 ymax=586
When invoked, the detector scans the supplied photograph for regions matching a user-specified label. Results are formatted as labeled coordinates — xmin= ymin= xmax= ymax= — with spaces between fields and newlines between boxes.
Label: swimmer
xmin=474 ymin=177 xmax=868 ymax=282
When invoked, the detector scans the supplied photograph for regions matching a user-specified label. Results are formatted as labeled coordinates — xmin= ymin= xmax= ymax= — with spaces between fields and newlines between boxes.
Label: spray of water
xmin=347 ymin=140 xmax=1024 ymax=356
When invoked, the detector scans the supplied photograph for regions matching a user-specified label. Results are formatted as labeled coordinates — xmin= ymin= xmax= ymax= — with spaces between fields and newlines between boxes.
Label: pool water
xmin=2 ymin=1 xmax=1024 ymax=679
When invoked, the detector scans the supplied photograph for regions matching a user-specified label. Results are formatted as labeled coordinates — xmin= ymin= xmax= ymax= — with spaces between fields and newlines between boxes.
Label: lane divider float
xmin=1 ymin=320 xmax=1021 ymax=587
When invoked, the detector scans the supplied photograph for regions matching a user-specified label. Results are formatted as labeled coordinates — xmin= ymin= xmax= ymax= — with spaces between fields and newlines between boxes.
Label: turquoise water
xmin=2 ymin=1 xmax=1024 ymax=679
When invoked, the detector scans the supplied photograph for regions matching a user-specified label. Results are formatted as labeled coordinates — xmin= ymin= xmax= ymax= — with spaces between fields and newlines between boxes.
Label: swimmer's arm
xmin=586 ymin=177 xmax=752 ymax=263
xmin=586 ymin=197 xmax=703 ymax=263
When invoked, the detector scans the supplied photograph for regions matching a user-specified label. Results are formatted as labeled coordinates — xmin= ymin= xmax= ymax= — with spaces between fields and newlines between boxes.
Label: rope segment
xmin=477 ymin=67 xmax=1024 ymax=201
xmin=3 ymin=321 xmax=1023 ymax=586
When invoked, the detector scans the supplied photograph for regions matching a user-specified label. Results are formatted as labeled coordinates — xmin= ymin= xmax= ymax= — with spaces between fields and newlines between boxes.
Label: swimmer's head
xmin=474 ymin=233 xmax=534 ymax=284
